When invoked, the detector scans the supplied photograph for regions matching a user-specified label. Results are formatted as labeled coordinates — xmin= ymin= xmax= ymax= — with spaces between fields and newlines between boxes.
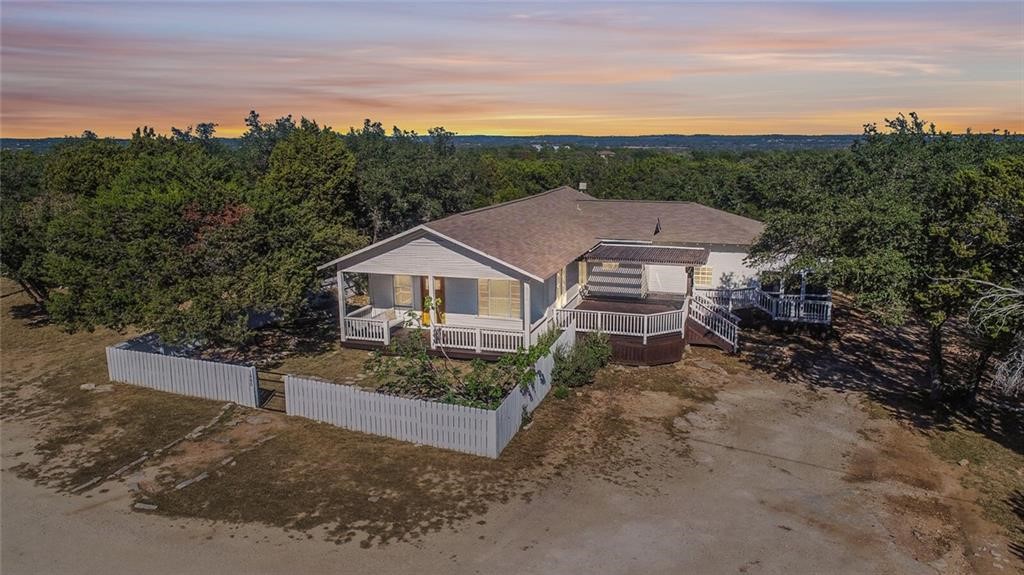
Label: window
xmin=478 ymin=279 xmax=521 ymax=319
xmin=694 ymin=266 xmax=713 ymax=287
xmin=393 ymin=274 xmax=413 ymax=308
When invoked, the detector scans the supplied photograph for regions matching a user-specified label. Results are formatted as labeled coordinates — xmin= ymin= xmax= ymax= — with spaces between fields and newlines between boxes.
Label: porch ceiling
xmin=584 ymin=243 xmax=709 ymax=266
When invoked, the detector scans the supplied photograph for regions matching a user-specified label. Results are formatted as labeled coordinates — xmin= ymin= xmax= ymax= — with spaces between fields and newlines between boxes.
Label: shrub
xmin=553 ymin=384 xmax=570 ymax=400
xmin=552 ymin=332 xmax=612 ymax=388
xmin=366 ymin=327 xmax=566 ymax=409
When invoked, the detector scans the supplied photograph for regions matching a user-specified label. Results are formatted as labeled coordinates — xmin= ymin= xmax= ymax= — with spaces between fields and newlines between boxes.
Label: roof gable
xmin=319 ymin=226 xmax=538 ymax=281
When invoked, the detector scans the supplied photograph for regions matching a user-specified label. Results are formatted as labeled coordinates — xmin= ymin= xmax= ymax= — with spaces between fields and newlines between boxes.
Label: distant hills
xmin=444 ymin=134 xmax=861 ymax=150
xmin=1 ymin=134 xmax=862 ymax=153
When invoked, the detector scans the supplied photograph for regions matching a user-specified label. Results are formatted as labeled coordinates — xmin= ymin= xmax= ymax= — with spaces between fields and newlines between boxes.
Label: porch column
xmin=523 ymin=281 xmax=531 ymax=346
xmin=337 ymin=268 xmax=347 ymax=342
xmin=799 ymin=270 xmax=807 ymax=299
xmin=427 ymin=274 xmax=437 ymax=349
xmin=685 ymin=266 xmax=694 ymax=297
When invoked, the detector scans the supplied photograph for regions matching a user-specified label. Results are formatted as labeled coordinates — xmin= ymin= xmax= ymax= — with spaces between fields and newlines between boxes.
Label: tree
xmin=748 ymin=113 xmax=1024 ymax=399
xmin=0 ymin=150 xmax=49 ymax=302
xmin=345 ymin=120 xmax=472 ymax=242
xmin=245 ymin=118 xmax=365 ymax=328
xmin=239 ymin=110 xmax=296 ymax=178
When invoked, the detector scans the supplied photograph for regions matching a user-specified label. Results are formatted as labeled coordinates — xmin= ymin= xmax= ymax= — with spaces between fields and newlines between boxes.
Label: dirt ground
xmin=2 ymin=282 xmax=1021 ymax=574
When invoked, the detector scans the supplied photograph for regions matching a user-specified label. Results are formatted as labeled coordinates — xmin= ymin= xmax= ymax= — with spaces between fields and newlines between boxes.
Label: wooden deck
xmin=574 ymin=297 xmax=688 ymax=365
xmin=575 ymin=296 xmax=683 ymax=314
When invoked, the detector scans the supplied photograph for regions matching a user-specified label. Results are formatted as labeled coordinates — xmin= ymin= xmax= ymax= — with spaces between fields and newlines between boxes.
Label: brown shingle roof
xmin=584 ymin=244 xmax=709 ymax=266
xmin=425 ymin=186 xmax=598 ymax=280
xmin=423 ymin=186 xmax=764 ymax=280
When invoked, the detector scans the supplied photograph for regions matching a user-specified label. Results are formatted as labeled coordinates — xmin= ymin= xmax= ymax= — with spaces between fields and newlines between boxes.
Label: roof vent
xmin=578 ymin=182 xmax=588 ymax=192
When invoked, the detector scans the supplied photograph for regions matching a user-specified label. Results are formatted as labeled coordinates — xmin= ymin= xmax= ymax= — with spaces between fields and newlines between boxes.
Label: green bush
xmin=552 ymin=332 xmax=612 ymax=388
xmin=366 ymin=327 xmax=566 ymax=409
xmin=553 ymin=384 xmax=570 ymax=400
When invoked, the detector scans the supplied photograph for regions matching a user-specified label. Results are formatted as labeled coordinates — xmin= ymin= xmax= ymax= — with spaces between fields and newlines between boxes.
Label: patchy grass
xmin=273 ymin=343 xmax=382 ymax=389
xmin=141 ymin=353 xmax=724 ymax=545
xmin=927 ymin=425 xmax=1024 ymax=549
xmin=144 ymin=387 xmax=613 ymax=547
xmin=860 ymin=398 xmax=891 ymax=421
xmin=1 ymin=279 xmax=225 ymax=489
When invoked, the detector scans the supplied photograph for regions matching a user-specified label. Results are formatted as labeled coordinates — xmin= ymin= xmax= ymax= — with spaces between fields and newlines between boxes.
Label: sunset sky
xmin=1 ymin=1 xmax=1021 ymax=137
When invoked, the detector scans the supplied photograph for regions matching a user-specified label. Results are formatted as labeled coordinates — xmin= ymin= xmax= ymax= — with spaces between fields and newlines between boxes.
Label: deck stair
xmin=686 ymin=294 xmax=740 ymax=352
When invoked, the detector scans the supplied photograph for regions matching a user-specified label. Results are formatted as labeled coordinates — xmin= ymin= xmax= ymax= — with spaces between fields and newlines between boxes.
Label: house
xmin=318 ymin=186 xmax=831 ymax=365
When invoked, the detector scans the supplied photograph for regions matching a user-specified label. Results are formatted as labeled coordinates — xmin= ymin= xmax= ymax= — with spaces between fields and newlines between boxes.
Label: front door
xmin=419 ymin=277 xmax=445 ymax=325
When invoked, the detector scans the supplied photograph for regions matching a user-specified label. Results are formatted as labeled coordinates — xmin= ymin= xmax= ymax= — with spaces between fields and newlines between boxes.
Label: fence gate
xmin=257 ymin=370 xmax=287 ymax=412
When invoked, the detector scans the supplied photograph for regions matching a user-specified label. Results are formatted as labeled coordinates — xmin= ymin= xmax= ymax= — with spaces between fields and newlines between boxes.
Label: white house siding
xmin=345 ymin=235 xmax=516 ymax=280
xmin=368 ymin=273 xmax=423 ymax=313
xmin=528 ymin=275 xmax=558 ymax=324
xmin=645 ymin=264 xmax=687 ymax=295
xmin=367 ymin=273 xmax=523 ymax=331
xmin=702 ymin=246 xmax=760 ymax=289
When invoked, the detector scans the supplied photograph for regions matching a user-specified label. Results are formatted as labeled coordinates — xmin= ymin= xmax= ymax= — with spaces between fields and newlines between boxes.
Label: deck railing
xmin=554 ymin=306 xmax=686 ymax=343
xmin=773 ymin=295 xmax=832 ymax=324
xmin=696 ymin=287 xmax=832 ymax=325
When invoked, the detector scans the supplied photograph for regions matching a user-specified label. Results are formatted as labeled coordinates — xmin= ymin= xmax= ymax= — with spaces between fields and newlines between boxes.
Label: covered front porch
xmin=337 ymin=271 xmax=547 ymax=356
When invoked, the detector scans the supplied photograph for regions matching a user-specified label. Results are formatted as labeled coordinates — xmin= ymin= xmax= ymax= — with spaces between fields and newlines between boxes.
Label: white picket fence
xmin=285 ymin=323 xmax=576 ymax=458
xmin=106 ymin=343 xmax=258 ymax=407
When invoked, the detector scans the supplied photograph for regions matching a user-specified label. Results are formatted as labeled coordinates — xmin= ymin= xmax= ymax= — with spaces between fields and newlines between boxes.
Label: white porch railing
xmin=697 ymin=287 xmax=832 ymax=325
xmin=553 ymin=307 xmax=686 ymax=344
xmin=433 ymin=325 xmax=525 ymax=354
xmin=345 ymin=315 xmax=390 ymax=344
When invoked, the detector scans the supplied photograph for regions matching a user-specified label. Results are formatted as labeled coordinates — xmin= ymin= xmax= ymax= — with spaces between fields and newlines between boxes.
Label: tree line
xmin=2 ymin=111 xmax=1021 ymax=400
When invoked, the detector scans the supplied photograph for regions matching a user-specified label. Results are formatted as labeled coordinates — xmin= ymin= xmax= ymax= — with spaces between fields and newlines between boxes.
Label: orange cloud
xmin=1 ymin=2 xmax=1020 ymax=137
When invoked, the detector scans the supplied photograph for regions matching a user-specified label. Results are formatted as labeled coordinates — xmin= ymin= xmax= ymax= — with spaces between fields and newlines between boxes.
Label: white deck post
xmin=427 ymin=274 xmax=437 ymax=349
xmin=522 ymin=282 xmax=531 ymax=346
xmin=643 ymin=314 xmax=648 ymax=345
xmin=337 ymin=268 xmax=347 ymax=342
xmin=799 ymin=270 xmax=807 ymax=321
xmin=682 ymin=297 xmax=689 ymax=339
